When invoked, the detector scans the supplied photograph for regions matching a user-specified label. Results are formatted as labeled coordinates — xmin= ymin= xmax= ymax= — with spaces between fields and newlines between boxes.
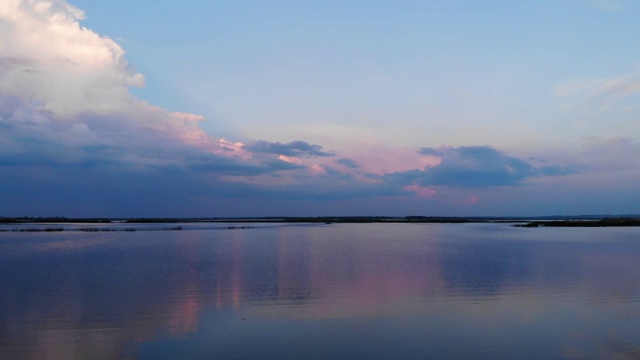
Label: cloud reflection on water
xmin=0 ymin=223 xmax=639 ymax=359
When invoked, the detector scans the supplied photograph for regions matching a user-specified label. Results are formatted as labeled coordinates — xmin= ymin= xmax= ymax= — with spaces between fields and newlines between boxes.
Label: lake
xmin=1 ymin=222 xmax=639 ymax=359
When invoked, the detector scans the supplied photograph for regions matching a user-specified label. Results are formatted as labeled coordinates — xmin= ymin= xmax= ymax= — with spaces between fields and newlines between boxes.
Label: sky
xmin=0 ymin=0 xmax=639 ymax=217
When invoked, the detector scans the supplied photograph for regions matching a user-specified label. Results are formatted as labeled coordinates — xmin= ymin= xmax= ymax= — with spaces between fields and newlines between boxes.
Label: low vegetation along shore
xmin=515 ymin=217 xmax=640 ymax=227
xmin=1 ymin=216 xmax=639 ymax=229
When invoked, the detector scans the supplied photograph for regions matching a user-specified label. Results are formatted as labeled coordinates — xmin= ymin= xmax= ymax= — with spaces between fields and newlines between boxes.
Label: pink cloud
xmin=278 ymin=155 xmax=303 ymax=165
xmin=463 ymin=195 xmax=480 ymax=205
xmin=344 ymin=143 xmax=441 ymax=175
xmin=310 ymin=164 xmax=327 ymax=175
xmin=404 ymin=185 xmax=437 ymax=198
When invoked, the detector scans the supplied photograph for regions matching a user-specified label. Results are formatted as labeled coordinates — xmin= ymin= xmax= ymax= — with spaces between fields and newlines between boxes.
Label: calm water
xmin=1 ymin=223 xmax=639 ymax=359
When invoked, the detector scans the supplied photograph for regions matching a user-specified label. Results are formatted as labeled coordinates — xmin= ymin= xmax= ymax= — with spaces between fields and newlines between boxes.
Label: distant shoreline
xmin=1 ymin=215 xmax=640 ymax=227
xmin=514 ymin=218 xmax=640 ymax=227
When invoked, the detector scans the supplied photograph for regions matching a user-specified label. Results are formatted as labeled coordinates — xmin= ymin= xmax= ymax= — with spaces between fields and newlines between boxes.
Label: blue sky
xmin=1 ymin=0 xmax=639 ymax=217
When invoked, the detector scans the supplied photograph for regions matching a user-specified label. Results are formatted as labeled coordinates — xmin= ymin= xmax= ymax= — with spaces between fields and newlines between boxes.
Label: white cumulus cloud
xmin=0 ymin=0 xmax=144 ymax=116
xmin=0 ymin=0 xmax=352 ymax=183
xmin=0 ymin=0 xmax=260 ymax=171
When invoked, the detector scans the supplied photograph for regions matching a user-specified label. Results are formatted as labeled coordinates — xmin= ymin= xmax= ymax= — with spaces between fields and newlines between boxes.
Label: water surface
xmin=1 ymin=223 xmax=639 ymax=359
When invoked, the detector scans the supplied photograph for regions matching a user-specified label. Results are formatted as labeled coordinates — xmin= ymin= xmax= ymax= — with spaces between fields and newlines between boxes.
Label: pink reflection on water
xmin=270 ymin=225 xmax=446 ymax=320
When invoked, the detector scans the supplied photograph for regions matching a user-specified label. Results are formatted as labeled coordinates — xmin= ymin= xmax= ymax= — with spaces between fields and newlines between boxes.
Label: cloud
xmin=0 ymin=1 xmax=600 ymax=217
xmin=243 ymin=140 xmax=334 ymax=157
xmin=553 ymin=71 xmax=640 ymax=110
xmin=417 ymin=147 xmax=443 ymax=157
xmin=0 ymin=0 xmax=316 ymax=180
xmin=403 ymin=185 xmax=437 ymax=198
xmin=385 ymin=146 xmax=573 ymax=188
xmin=335 ymin=158 xmax=360 ymax=169
xmin=0 ymin=0 xmax=144 ymax=117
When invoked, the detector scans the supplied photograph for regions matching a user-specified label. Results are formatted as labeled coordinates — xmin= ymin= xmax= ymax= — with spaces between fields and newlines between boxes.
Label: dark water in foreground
xmin=1 ymin=223 xmax=639 ymax=359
